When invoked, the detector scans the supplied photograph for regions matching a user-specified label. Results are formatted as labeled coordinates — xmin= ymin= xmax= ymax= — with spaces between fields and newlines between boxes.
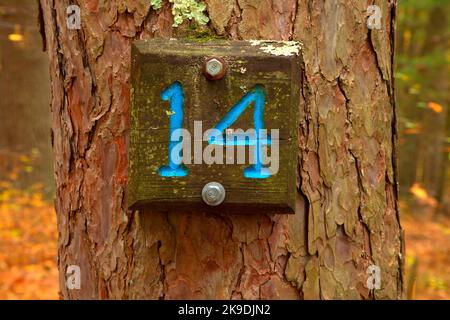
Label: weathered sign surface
xmin=129 ymin=39 xmax=302 ymax=214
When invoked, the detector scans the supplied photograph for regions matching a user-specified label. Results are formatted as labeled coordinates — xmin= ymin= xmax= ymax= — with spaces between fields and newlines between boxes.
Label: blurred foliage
xmin=396 ymin=0 xmax=450 ymax=215
xmin=397 ymin=0 xmax=450 ymax=299
xmin=0 ymin=148 xmax=46 ymax=207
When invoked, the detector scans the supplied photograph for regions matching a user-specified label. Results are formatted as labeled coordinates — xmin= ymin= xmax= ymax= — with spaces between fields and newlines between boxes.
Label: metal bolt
xmin=202 ymin=182 xmax=226 ymax=206
xmin=203 ymin=57 xmax=226 ymax=80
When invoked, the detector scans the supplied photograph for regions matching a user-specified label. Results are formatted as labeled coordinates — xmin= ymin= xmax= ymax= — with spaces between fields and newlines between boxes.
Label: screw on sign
xmin=202 ymin=182 xmax=226 ymax=206
xmin=203 ymin=57 xmax=227 ymax=80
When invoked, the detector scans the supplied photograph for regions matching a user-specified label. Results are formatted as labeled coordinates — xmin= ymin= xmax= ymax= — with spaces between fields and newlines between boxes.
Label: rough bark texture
xmin=39 ymin=0 xmax=403 ymax=299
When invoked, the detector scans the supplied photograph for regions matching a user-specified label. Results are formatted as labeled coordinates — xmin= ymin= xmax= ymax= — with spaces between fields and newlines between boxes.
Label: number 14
xmin=158 ymin=82 xmax=272 ymax=179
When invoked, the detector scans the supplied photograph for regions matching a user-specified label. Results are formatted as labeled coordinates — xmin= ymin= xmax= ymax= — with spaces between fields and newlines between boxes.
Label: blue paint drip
xmin=158 ymin=81 xmax=189 ymax=177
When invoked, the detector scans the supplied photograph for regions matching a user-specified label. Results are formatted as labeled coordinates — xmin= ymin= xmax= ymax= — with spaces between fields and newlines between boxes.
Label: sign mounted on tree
xmin=129 ymin=39 xmax=302 ymax=214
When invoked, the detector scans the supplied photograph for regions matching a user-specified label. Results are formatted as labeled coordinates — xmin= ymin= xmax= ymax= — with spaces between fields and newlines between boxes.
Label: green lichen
xmin=151 ymin=0 xmax=209 ymax=28
xmin=151 ymin=0 xmax=163 ymax=10
xmin=152 ymin=0 xmax=209 ymax=27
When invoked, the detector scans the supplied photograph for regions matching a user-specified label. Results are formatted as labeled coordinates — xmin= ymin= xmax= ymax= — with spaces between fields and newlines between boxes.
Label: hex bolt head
xmin=202 ymin=182 xmax=226 ymax=206
xmin=203 ymin=57 xmax=226 ymax=80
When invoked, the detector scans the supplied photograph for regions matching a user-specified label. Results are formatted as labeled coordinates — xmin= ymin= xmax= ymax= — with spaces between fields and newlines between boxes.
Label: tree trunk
xmin=39 ymin=0 xmax=404 ymax=299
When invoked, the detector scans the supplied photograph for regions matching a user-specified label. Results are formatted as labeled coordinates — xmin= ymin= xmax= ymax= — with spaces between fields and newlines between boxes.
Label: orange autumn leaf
xmin=409 ymin=183 xmax=438 ymax=207
xmin=427 ymin=102 xmax=443 ymax=113
xmin=404 ymin=127 xmax=422 ymax=135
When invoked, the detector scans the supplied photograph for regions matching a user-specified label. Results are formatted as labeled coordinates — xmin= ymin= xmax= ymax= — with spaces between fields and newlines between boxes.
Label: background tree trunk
xmin=0 ymin=0 xmax=53 ymax=196
xmin=39 ymin=0 xmax=403 ymax=299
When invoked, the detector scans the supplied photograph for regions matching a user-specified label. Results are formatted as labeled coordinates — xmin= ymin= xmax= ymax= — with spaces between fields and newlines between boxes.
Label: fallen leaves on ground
xmin=0 ymin=195 xmax=58 ymax=299
xmin=403 ymin=209 xmax=450 ymax=300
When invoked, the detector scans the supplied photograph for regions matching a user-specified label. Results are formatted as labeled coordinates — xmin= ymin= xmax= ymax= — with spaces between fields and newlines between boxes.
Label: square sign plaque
xmin=129 ymin=39 xmax=301 ymax=214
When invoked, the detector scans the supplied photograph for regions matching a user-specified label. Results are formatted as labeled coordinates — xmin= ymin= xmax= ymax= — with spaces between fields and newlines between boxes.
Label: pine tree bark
xmin=39 ymin=0 xmax=404 ymax=299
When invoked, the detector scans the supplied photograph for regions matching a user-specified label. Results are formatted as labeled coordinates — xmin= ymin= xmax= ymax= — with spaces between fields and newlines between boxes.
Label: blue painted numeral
xmin=209 ymin=85 xmax=272 ymax=179
xmin=158 ymin=83 xmax=272 ymax=179
xmin=158 ymin=81 xmax=189 ymax=177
